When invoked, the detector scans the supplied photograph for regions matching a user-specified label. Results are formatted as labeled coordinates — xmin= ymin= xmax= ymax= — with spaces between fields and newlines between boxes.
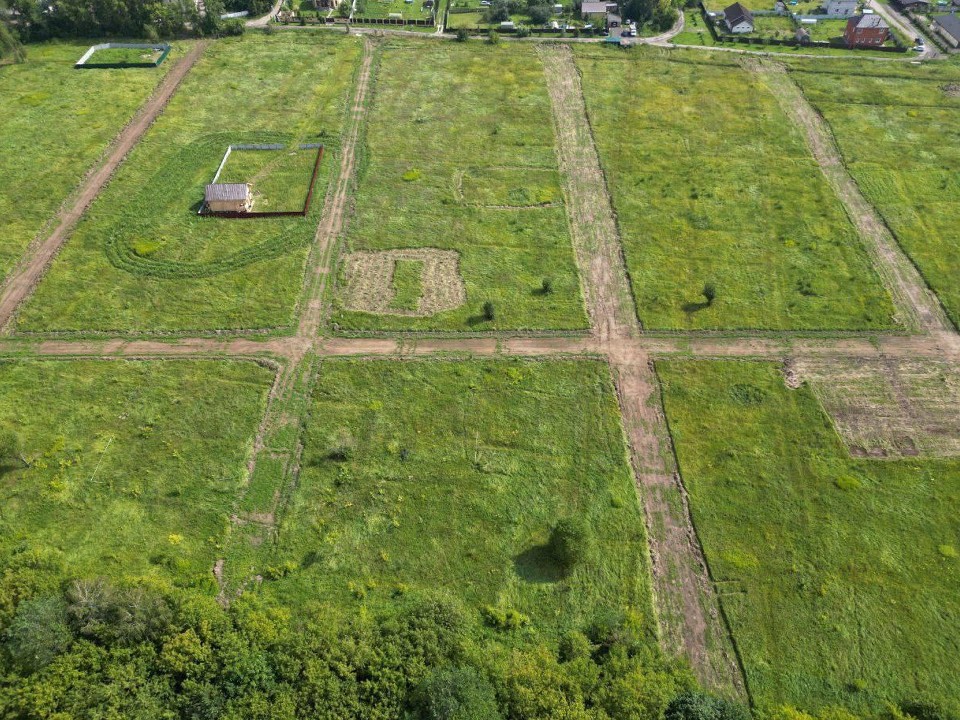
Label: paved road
xmin=867 ymin=0 xmax=939 ymax=58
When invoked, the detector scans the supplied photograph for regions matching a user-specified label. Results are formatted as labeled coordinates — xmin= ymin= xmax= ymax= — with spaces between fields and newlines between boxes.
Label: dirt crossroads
xmin=0 ymin=34 xmax=957 ymax=704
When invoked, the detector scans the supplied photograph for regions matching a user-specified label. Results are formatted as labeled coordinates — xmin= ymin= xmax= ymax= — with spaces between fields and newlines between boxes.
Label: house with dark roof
xmin=723 ymin=2 xmax=754 ymax=32
xmin=843 ymin=13 xmax=889 ymax=45
xmin=896 ymin=0 xmax=931 ymax=9
xmin=824 ymin=0 xmax=857 ymax=16
xmin=205 ymin=183 xmax=252 ymax=213
xmin=932 ymin=13 xmax=960 ymax=45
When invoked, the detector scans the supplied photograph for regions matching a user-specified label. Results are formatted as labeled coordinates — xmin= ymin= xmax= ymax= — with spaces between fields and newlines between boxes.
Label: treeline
xmin=0 ymin=544 xmax=740 ymax=720
xmin=2 ymin=0 xmax=270 ymax=44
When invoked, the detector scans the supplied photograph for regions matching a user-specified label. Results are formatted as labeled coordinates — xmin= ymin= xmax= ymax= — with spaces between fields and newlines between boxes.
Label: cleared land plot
xmin=331 ymin=41 xmax=588 ymax=332
xmin=794 ymin=357 xmax=960 ymax=458
xmin=658 ymin=360 xmax=960 ymax=714
xmin=0 ymin=42 xmax=178 ymax=284
xmin=249 ymin=359 xmax=653 ymax=639
xmin=574 ymin=48 xmax=896 ymax=331
xmin=790 ymin=64 xmax=960 ymax=327
xmin=83 ymin=46 xmax=167 ymax=66
xmin=17 ymin=34 xmax=362 ymax=334
xmin=0 ymin=359 xmax=272 ymax=588
xmin=357 ymin=0 xmax=435 ymax=19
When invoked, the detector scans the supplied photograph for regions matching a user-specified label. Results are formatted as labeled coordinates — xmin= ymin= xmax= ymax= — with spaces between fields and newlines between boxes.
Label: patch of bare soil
xmin=942 ymin=83 xmax=960 ymax=98
xmin=793 ymin=357 xmax=960 ymax=457
xmin=341 ymin=248 xmax=466 ymax=317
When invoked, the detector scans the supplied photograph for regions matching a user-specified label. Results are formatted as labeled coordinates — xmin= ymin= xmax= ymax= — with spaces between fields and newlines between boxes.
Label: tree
xmin=540 ymin=278 xmax=553 ymax=295
xmin=482 ymin=301 xmax=496 ymax=320
xmin=528 ymin=4 xmax=551 ymax=23
xmin=5 ymin=596 xmax=73 ymax=672
xmin=412 ymin=666 xmax=502 ymax=720
xmin=485 ymin=0 xmax=508 ymax=22
xmin=336 ymin=0 xmax=352 ymax=18
xmin=547 ymin=517 xmax=592 ymax=574
xmin=702 ymin=282 xmax=716 ymax=305
xmin=665 ymin=690 xmax=751 ymax=720
xmin=0 ymin=0 xmax=26 ymax=63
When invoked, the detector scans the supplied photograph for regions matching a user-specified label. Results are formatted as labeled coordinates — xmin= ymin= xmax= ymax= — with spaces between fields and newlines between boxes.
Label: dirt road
xmin=0 ymin=41 xmax=210 ymax=334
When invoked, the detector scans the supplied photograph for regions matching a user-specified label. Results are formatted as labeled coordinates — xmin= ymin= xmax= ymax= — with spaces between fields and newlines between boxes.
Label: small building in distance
xmin=722 ymin=2 xmax=755 ymax=31
xmin=581 ymin=1 xmax=618 ymax=19
xmin=896 ymin=0 xmax=931 ymax=9
xmin=824 ymin=0 xmax=858 ymax=16
xmin=205 ymin=183 xmax=252 ymax=213
xmin=844 ymin=13 xmax=889 ymax=44
xmin=796 ymin=25 xmax=812 ymax=41
xmin=932 ymin=13 xmax=960 ymax=45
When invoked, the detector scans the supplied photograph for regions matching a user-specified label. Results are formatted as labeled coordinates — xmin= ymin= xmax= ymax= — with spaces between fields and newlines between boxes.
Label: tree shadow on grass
xmin=514 ymin=544 xmax=564 ymax=584
xmin=682 ymin=300 xmax=711 ymax=314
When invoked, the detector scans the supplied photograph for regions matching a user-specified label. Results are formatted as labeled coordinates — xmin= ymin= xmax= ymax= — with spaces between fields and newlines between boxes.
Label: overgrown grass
xmin=0 ymin=359 xmax=273 ymax=589
xmin=789 ymin=63 xmax=960 ymax=328
xmin=0 ymin=41 xmax=179 ymax=283
xmin=330 ymin=41 xmax=588 ymax=333
xmin=574 ymin=46 xmax=896 ymax=331
xmin=390 ymin=259 xmax=424 ymax=310
xmin=86 ymin=46 xmax=165 ymax=65
xmin=251 ymin=359 xmax=653 ymax=641
xmin=658 ymin=360 xmax=960 ymax=714
xmin=17 ymin=34 xmax=362 ymax=334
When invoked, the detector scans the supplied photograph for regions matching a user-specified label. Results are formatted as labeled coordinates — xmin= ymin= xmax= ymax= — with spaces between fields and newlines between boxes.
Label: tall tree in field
xmin=0 ymin=0 xmax=26 ymax=62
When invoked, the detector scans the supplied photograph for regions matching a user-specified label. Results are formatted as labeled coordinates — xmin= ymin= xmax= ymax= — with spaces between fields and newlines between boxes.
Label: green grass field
xmin=789 ymin=63 xmax=960 ymax=328
xmin=330 ymin=41 xmax=588 ymax=333
xmin=658 ymin=360 xmax=960 ymax=714
xmin=575 ymin=46 xmax=896 ymax=331
xmin=17 ymin=34 xmax=362 ymax=335
xmin=248 ymin=359 xmax=653 ymax=640
xmin=0 ymin=359 xmax=273 ymax=589
xmin=0 ymin=42 xmax=179 ymax=284
xmin=357 ymin=0 xmax=435 ymax=20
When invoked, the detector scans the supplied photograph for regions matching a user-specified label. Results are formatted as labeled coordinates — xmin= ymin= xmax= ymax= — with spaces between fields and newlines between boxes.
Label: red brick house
xmin=844 ymin=14 xmax=890 ymax=46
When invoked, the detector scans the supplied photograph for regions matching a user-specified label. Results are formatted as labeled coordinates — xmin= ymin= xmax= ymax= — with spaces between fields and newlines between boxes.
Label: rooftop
xmin=204 ymin=183 xmax=250 ymax=202
xmin=934 ymin=13 xmax=960 ymax=38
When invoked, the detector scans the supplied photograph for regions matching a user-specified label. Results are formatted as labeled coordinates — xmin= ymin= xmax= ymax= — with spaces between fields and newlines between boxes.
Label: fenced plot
xmin=75 ymin=43 xmax=171 ymax=69
xmin=18 ymin=34 xmax=363 ymax=334
xmin=200 ymin=143 xmax=324 ymax=217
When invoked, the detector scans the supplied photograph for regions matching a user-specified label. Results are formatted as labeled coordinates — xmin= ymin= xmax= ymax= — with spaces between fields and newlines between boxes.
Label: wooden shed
xmin=205 ymin=183 xmax=252 ymax=213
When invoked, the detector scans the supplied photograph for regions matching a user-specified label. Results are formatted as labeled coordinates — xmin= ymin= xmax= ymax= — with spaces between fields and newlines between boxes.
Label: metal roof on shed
xmin=934 ymin=13 xmax=960 ymax=39
xmin=204 ymin=183 xmax=249 ymax=201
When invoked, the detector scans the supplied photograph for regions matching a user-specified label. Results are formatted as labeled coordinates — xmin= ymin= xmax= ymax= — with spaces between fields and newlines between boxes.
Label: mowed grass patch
xmin=0 ymin=41 xmax=180 ymax=283
xmin=254 ymin=359 xmax=653 ymax=640
xmin=390 ymin=258 xmax=424 ymax=311
xmin=216 ymin=146 xmax=320 ymax=213
xmin=331 ymin=41 xmax=588 ymax=332
xmin=658 ymin=360 xmax=960 ymax=714
xmin=0 ymin=359 xmax=273 ymax=590
xmin=574 ymin=47 xmax=896 ymax=331
xmin=17 ymin=33 xmax=362 ymax=334
xmin=790 ymin=65 xmax=960 ymax=328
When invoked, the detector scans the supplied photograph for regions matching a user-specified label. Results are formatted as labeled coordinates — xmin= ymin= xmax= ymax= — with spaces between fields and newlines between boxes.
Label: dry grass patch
xmin=341 ymin=249 xmax=466 ymax=317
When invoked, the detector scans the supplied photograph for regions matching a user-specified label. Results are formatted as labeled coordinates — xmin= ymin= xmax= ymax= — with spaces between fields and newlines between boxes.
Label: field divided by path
xmin=573 ymin=46 xmax=897 ymax=332
xmin=0 ymin=42 xmax=185 ymax=290
xmin=15 ymin=34 xmax=363 ymax=335
xmin=787 ymin=61 xmax=960 ymax=329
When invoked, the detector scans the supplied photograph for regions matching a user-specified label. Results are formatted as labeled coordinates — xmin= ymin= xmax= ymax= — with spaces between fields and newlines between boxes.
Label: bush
xmin=528 ymin=4 xmax=552 ymax=23
xmin=540 ymin=278 xmax=553 ymax=294
xmin=900 ymin=701 xmax=958 ymax=720
xmin=482 ymin=301 xmax=495 ymax=321
xmin=702 ymin=282 xmax=716 ymax=305
xmin=222 ymin=18 xmax=246 ymax=35
xmin=481 ymin=605 xmax=530 ymax=631
xmin=516 ymin=25 xmax=531 ymax=36
xmin=665 ymin=690 xmax=751 ymax=720
xmin=412 ymin=666 xmax=502 ymax=720
xmin=4 ymin=596 xmax=73 ymax=672
xmin=487 ymin=29 xmax=500 ymax=43
xmin=547 ymin=517 xmax=592 ymax=574
xmin=456 ymin=27 xmax=469 ymax=40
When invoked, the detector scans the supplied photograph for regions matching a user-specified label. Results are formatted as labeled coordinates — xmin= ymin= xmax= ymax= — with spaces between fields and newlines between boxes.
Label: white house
xmin=722 ymin=2 xmax=754 ymax=31
xmin=824 ymin=0 xmax=858 ymax=15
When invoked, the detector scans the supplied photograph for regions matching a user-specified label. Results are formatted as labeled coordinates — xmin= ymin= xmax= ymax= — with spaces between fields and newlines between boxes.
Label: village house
xmin=205 ymin=183 xmax=252 ymax=213
xmin=580 ymin=1 xmax=618 ymax=19
xmin=931 ymin=13 xmax=960 ymax=45
xmin=824 ymin=0 xmax=858 ymax=16
xmin=723 ymin=2 xmax=755 ymax=32
xmin=843 ymin=13 xmax=889 ymax=44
